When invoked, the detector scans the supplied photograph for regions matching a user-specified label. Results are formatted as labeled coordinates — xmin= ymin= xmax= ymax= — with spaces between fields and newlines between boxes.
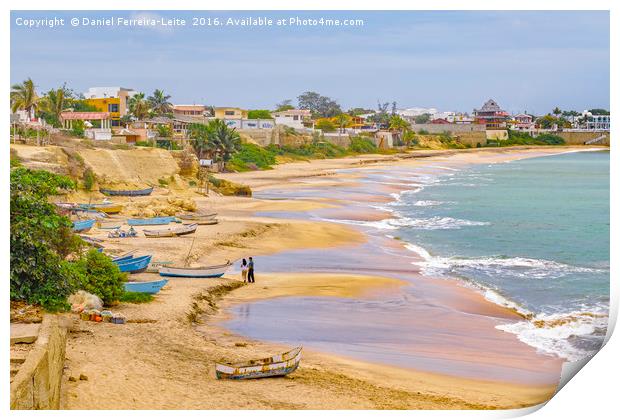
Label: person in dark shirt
xmin=247 ymin=257 xmax=255 ymax=283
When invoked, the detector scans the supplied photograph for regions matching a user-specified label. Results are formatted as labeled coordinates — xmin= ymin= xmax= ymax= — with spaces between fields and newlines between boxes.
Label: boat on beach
xmin=73 ymin=219 xmax=96 ymax=233
xmin=143 ymin=223 xmax=197 ymax=238
xmin=158 ymin=261 xmax=232 ymax=278
xmin=100 ymin=186 xmax=154 ymax=196
xmin=79 ymin=203 xmax=124 ymax=214
xmin=178 ymin=212 xmax=217 ymax=220
xmin=127 ymin=216 xmax=180 ymax=226
xmin=215 ymin=346 xmax=302 ymax=380
xmin=124 ymin=278 xmax=168 ymax=294
xmin=97 ymin=220 xmax=123 ymax=230
xmin=114 ymin=255 xmax=152 ymax=273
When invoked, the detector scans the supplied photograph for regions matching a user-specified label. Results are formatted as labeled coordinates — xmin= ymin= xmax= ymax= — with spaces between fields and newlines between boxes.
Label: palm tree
xmin=128 ymin=93 xmax=151 ymax=120
xmin=147 ymin=89 xmax=172 ymax=116
xmin=11 ymin=78 xmax=39 ymax=120
xmin=40 ymin=87 xmax=69 ymax=127
xmin=188 ymin=119 xmax=241 ymax=171
xmin=552 ymin=107 xmax=562 ymax=118
xmin=335 ymin=113 xmax=352 ymax=134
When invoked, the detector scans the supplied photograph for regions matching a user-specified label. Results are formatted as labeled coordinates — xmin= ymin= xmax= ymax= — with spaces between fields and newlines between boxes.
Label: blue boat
xmin=100 ymin=186 xmax=154 ymax=197
xmin=124 ymin=279 xmax=168 ymax=294
xmin=127 ymin=216 xmax=180 ymax=226
xmin=73 ymin=219 xmax=96 ymax=233
xmin=112 ymin=254 xmax=134 ymax=263
xmin=114 ymin=255 xmax=152 ymax=273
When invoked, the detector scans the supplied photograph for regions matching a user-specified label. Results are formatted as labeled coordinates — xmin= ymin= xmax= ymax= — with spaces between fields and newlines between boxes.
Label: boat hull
xmin=115 ymin=255 xmax=152 ymax=273
xmin=124 ymin=279 xmax=168 ymax=294
xmin=127 ymin=216 xmax=179 ymax=226
xmin=215 ymin=346 xmax=302 ymax=380
xmin=73 ymin=219 xmax=96 ymax=233
xmin=143 ymin=223 xmax=197 ymax=238
xmin=100 ymin=187 xmax=154 ymax=196
xmin=159 ymin=263 xmax=231 ymax=278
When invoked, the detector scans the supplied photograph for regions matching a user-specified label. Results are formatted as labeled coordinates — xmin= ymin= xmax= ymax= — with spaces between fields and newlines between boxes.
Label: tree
xmin=188 ymin=119 xmax=241 ymax=171
xmin=297 ymin=91 xmax=342 ymax=118
xmin=347 ymin=107 xmax=374 ymax=116
xmin=589 ymin=108 xmax=610 ymax=115
xmin=247 ymin=110 xmax=273 ymax=119
xmin=315 ymin=118 xmax=336 ymax=132
xmin=10 ymin=78 xmax=39 ymax=120
xmin=536 ymin=114 xmax=559 ymax=129
xmin=128 ymin=92 xmax=151 ymax=120
xmin=414 ymin=113 xmax=431 ymax=124
xmin=10 ymin=167 xmax=82 ymax=310
xmin=72 ymin=250 xmax=126 ymax=306
xmin=402 ymin=129 xmax=417 ymax=147
xmin=389 ymin=114 xmax=410 ymax=132
xmin=40 ymin=86 xmax=69 ymax=127
xmin=368 ymin=100 xmax=397 ymax=126
xmin=147 ymin=89 xmax=172 ymax=116
xmin=275 ymin=99 xmax=295 ymax=112
xmin=552 ymin=107 xmax=562 ymax=118
xmin=334 ymin=113 xmax=352 ymax=133
xmin=120 ymin=114 xmax=133 ymax=128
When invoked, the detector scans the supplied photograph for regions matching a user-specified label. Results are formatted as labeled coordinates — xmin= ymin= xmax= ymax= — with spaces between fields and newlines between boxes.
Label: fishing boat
xmin=127 ymin=216 xmax=180 ymax=226
xmin=114 ymin=255 xmax=152 ymax=273
xmin=193 ymin=218 xmax=218 ymax=226
xmin=146 ymin=261 xmax=174 ymax=273
xmin=124 ymin=279 xmax=168 ymax=294
xmin=97 ymin=220 xmax=123 ymax=230
xmin=178 ymin=212 xmax=217 ymax=221
xmin=73 ymin=219 xmax=96 ymax=233
xmin=79 ymin=203 xmax=124 ymax=214
xmin=107 ymin=250 xmax=137 ymax=262
xmin=159 ymin=261 xmax=232 ymax=278
xmin=143 ymin=223 xmax=197 ymax=238
xmin=215 ymin=346 xmax=302 ymax=380
xmin=100 ymin=186 xmax=154 ymax=196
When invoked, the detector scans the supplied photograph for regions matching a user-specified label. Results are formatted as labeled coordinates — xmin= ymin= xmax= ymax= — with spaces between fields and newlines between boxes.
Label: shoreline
xmin=60 ymin=145 xmax=605 ymax=409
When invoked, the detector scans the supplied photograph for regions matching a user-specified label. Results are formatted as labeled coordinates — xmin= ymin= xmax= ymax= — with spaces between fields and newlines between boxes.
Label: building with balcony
xmin=83 ymin=87 xmax=137 ymax=127
xmin=272 ymin=109 xmax=311 ymax=129
xmin=473 ymin=99 xmax=510 ymax=129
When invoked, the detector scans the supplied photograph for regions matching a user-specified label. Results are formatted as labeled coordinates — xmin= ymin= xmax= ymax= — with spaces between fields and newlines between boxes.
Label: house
xmin=510 ymin=113 xmax=536 ymax=134
xmin=172 ymin=104 xmax=207 ymax=118
xmin=83 ymin=87 xmax=137 ymax=127
xmin=214 ymin=107 xmax=248 ymax=119
xmin=272 ymin=109 xmax=311 ymax=129
xmin=60 ymin=111 xmax=112 ymax=140
xmin=473 ymin=99 xmax=510 ymax=129
xmin=582 ymin=111 xmax=610 ymax=131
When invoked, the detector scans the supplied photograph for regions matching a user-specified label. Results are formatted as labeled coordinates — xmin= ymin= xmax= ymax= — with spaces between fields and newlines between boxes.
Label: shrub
xmin=247 ymin=109 xmax=273 ymax=119
xmin=10 ymin=167 xmax=81 ymax=310
xmin=120 ymin=291 xmax=154 ymax=303
xmin=417 ymin=129 xmax=429 ymax=135
xmin=70 ymin=120 xmax=85 ymax=137
xmin=83 ymin=168 xmax=96 ymax=191
xmin=72 ymin=249 xmax=126 ymax=306
xmin=348 ymin=136 xmax=378 ymax=153
xmin=229 ymin=143 xmax=277 ymax=171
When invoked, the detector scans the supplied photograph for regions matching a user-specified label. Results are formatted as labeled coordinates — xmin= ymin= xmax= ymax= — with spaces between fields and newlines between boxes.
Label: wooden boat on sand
xmin=124 ymin=279 xmax=168 ymax=294
xmin=158 ymin=261 xmax=232 ymax=278
xmin=127 ymin=216 xmax=180 ymax=226
xmin=100 ymin=186 xmax=154 ymax=196
xmin=114 ymin=255 xmax=152 ymax=273
xmin=79 ymin=203 xmax=124 ymax=214
xmin=73 ymin=219 xmax=96 ymax=233
xmin=97 ymin=220 xmax=123 ymax=230
xmin=143 ymin=223 xmax=197 ymax=238
xmin=178 ymin=212 xmax=217 ymax=221
xmin=215 ymin=346 xmax=302 ymax=380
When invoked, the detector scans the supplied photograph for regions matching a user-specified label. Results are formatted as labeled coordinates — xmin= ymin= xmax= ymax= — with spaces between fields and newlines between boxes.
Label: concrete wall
xmin=454 ymin=131 xmax=488 ymax=147
xmin=412 ymin=123 xmax=485 ymax=134
xmin=555 ymin=131 xmax=610 ymax=145
xmin=238 ymin=128 xmax=279 ymax=146
xmin=10 ymin=315 xmax=67 ymax=409
xmin=486 ymin=129 xmax=509 ymax=140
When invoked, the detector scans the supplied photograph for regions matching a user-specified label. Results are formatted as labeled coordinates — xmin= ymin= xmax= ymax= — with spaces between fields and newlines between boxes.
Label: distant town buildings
xmin=272 ymin=109 xmax=311 ymax=130
xmin=83 ymin=87 xmax=137 ymax=127
xmin=473 ymin=99 xmax=510 ymax=129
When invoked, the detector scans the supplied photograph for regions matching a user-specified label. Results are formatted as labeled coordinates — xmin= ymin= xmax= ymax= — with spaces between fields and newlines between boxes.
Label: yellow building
xmin=213 ymin=107 xmax=248 ymax=119
xmin=84 ymin=87 xmax=135 ymax=127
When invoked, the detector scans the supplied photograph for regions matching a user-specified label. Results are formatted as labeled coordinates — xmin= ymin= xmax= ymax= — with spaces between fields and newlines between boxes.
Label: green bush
xmin=70 ymin=120 xmax=85 ymax=137
xmin=10 ymin=167 xmax=81 ymax=310
xmin=229 ymin=143 xmax=277 ymax=171
xmin=348 ymin=136 xmax=378 ymax=153
xmin=247 ymin=110 xmax=273 ymax=119
xmin=120 ymin=291 xmax=154 ymax=303
xmin=83 ymin=168 xmax=96 ymax=191
xmin=72 ymin=249 xmax=127 ymax=306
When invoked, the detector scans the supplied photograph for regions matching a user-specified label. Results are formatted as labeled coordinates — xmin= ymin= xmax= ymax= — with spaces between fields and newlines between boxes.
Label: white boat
xmin=215 ymin=346 xmax=302 ymax=380
xmin=143 ymin=223 xmax=197 ymax=238
xmin=158 ymin=261 xmax=232 ymax=278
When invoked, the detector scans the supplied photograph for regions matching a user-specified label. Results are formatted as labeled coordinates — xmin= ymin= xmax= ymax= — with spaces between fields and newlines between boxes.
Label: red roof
xmin=430 ymin=118 xmax=450 ymax=124
xmin=60 ymin=111 xmax=110 ymax=120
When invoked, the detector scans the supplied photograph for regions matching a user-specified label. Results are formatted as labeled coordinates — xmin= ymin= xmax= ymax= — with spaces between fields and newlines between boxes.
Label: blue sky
xmin=11 ymin=10 xmax=610 ymax=114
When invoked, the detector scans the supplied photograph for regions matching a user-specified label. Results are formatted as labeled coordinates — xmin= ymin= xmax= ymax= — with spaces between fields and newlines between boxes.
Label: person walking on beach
xmin=247 ymin=257 xmax=255 ymax=283
xmin=240 ymin=258 xmax=248 ymax=283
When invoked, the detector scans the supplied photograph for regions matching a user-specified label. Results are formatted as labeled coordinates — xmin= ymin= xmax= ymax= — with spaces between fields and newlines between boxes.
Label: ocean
xmin=223 ymin=150 xmax=609 ymax=377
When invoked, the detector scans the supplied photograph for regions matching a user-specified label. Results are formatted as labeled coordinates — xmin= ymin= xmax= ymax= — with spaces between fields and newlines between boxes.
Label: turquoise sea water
xmin=388 ymin=151 xmax=610 ymax=359
xmin=224 ymin=150 xmax=610 ymax=369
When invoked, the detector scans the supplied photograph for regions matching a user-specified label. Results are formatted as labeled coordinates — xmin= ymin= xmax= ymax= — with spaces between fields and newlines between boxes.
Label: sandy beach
xmin=59 ymin=146 xmax=604 ymax=409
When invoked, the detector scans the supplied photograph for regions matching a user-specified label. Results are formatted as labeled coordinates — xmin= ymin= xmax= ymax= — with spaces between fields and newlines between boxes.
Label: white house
xmin=272 ymin=109 xmax=311 ymax=129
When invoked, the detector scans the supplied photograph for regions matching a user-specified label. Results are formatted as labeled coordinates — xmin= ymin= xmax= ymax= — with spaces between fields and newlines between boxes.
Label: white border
xmin=2 ymin=1 xmax=616 ymax=419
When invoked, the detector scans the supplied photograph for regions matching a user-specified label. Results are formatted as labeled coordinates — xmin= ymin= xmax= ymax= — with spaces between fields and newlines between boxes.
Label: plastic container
xmin=101 ymin=310 xmax=113 ymax=322
xmin=89 ymin=310 xmax=101 ymax=322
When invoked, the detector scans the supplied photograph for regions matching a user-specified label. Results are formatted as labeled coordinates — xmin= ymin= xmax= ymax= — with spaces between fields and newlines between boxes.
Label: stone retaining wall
xmin=10 ymin=315 xmax=67 ymax=409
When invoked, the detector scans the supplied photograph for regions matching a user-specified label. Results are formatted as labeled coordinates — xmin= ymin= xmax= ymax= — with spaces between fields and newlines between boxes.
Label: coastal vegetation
xmin=498 ymin=130 xmax=566 ymax=146
xmin=188 ymin=119 xmax=242 ymax=171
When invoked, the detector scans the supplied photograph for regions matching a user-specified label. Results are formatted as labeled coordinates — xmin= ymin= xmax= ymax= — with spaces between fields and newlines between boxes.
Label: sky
xmin=10 ymin=10 xmax=610 ymax=115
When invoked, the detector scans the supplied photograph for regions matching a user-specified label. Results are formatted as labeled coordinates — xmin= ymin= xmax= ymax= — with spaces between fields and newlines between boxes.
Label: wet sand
xmin=60 ymin=146 xmax=604 ymax=409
